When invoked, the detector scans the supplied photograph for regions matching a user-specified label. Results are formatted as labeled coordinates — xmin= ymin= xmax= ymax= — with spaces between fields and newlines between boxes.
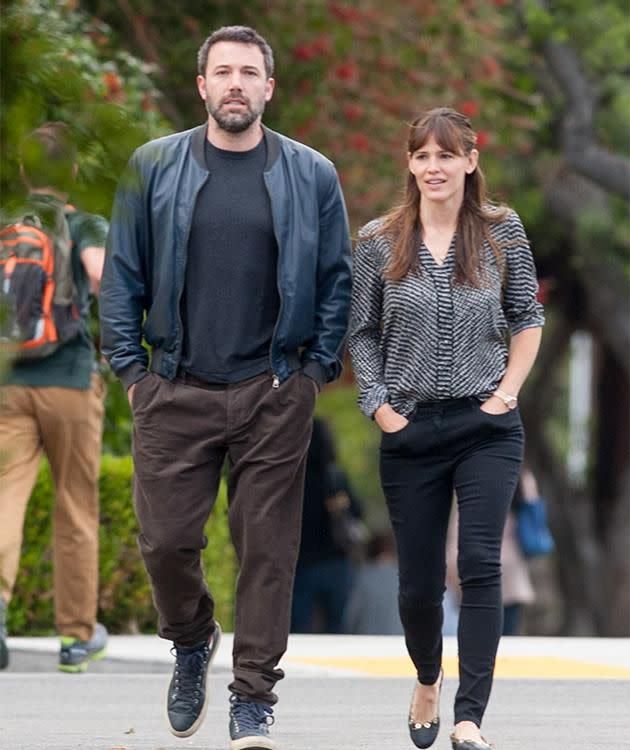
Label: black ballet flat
xmin=450 ymin=734 xmax=492 ymax=750
xmin=408 ymin=668 xmax=443 ymax=749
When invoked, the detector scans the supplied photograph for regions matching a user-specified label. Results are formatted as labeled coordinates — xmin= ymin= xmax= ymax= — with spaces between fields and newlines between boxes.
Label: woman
xmin=348 ymin=107 xmax=544 ymax=750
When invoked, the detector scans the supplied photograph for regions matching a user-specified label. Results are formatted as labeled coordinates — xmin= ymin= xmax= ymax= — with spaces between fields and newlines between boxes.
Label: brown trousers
xmin=0 ymin=373 xmax=105 ymax=641
xmin=131 ymin=369 xmax=315 ymax=705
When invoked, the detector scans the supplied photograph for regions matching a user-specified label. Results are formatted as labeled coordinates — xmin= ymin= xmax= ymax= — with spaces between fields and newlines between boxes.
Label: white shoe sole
xmin=230 ymin=737 xmax=276 ymax=750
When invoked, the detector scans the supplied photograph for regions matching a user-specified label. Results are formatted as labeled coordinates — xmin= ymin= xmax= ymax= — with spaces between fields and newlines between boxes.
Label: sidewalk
xmin=2 ymin=635 xmax=629 ymax=750
xmin=7 ymin=632 xmax=630 ymax=678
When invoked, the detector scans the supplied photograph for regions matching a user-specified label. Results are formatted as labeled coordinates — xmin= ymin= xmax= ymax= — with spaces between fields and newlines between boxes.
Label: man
xmin=99 ymin=25 xmax=351 ymax=750
xmin=0 ymin=122 xmax=108 ymax=672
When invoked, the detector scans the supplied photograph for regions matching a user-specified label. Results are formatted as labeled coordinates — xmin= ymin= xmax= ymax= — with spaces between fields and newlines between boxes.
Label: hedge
xmin=8 ymin=454 xmax=236 ymax=635
xmin=8 ymin=383 xmax=382 ymax=636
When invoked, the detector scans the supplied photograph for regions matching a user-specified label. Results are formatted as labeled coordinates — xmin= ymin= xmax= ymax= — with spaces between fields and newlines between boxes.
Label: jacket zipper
xmin=264 ymin=171 xmax=284 ymax=390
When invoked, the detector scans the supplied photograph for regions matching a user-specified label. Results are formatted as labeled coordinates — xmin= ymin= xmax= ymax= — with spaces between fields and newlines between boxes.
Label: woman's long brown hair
xmin=374 ymin=107 xmax=510 ymax=285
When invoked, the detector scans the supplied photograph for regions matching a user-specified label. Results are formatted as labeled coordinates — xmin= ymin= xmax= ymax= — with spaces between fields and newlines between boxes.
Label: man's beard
xmin=206 ymin=97 xmax=265 ymax=133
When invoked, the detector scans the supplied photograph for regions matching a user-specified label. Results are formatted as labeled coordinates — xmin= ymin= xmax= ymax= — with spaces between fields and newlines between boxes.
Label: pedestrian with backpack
xmin=0 ymin=122 xmax=108 ymax=673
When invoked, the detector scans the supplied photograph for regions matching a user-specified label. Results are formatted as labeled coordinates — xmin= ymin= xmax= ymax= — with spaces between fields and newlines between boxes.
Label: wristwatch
xmin=493 ymin=389 xmax=518 ymax=410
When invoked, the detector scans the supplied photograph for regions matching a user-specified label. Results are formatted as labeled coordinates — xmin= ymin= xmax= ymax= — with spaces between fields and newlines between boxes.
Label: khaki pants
xmin=0 ymin=373 xmax=104 ymax=641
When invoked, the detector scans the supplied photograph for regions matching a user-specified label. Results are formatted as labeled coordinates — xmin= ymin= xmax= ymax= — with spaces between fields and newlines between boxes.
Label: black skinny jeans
xmin=379 ymin=398 xmax=524 ymax=726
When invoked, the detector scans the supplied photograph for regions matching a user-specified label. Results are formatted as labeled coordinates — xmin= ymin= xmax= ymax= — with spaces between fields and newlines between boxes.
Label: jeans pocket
xmin=131 ymin=373 xmax=156 ymax=414
xmin=380 ymin=419 xmax=414 ymax=448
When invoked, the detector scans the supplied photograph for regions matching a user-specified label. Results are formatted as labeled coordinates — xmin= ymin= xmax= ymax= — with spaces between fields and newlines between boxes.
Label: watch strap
xmin=494 ymin=388 xmax=518 ymax=409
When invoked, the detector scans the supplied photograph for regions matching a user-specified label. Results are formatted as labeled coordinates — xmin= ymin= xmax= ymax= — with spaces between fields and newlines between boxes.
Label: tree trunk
xmin=594 ymin=346 xmax=630 ymax=635
xmin=521 ymin=315 xmax=604 ymax=635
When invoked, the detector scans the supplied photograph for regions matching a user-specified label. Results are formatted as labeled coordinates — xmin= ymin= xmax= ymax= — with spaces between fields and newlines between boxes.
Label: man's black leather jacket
xmin=100 ymin=124 xmax=352 ymax=390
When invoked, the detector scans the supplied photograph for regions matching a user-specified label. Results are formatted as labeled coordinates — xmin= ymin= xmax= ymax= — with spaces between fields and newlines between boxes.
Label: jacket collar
xmin=190 ymin=121 xmax=281 ymax=173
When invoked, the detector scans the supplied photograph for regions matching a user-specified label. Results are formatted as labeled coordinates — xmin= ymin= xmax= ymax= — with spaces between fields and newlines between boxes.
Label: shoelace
xmin=230 ymin=696 xmax=274 ymax=733
xmin=170 ymin=645 xmax=209 ymax=707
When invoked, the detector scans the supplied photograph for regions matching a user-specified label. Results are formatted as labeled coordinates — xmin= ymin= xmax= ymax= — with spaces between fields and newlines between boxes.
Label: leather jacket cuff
xmin=119 ymin=362 xmax=150 ymax=391
xmin=302 ymin=360 xmax=327 ymax=390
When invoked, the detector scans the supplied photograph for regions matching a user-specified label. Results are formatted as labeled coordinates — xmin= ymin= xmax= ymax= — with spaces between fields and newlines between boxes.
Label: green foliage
xmin=522 ymin=0 xmax=630 ymax=276
xmin=8 ymin=454 xmax=236 ymax=635
xmin=75 ymin=1 xmax=543 ymax=231
xmin=256 ymin=0 xmax=541 ymax=231
xmin=81 ymin=0 xmax=261 ymax=128
xmin=101 ymin=368 xmax=133 ymax=456
xmin=316 ymin=382 xmax=383 ymax=522
xmin=1 ymin=0 xmax=170 ymax=215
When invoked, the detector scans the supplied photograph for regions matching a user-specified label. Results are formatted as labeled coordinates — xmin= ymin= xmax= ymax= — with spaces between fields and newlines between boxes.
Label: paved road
xmin=2 ymin=637 xmax=629 ymax=750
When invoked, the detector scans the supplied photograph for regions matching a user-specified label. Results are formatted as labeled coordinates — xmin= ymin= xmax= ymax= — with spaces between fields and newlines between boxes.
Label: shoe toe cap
xmin=169 ymin=711 xmax=195 ymax=732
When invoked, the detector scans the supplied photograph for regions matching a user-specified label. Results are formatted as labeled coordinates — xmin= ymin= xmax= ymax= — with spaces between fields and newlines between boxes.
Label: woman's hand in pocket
xmin=375 ymin=403 xmax=409 ymax=433
xmin=479 ymin=394 xmax=510 ymax=415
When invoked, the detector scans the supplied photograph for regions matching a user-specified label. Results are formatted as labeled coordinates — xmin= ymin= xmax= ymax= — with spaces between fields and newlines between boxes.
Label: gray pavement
xmin=1 ymin=637 xmax=630 ymax=750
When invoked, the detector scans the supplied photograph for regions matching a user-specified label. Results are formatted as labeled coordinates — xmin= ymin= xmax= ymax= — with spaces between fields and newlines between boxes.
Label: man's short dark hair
xmin=20 ymin=122 xmax=77 ymax=192
xmin=197 ymin=25 xmax=274 ymax=78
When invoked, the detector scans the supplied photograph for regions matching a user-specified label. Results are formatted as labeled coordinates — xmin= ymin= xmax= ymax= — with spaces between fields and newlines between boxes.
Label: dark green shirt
xmin=4 ymin=195 xmax=108 ymax=390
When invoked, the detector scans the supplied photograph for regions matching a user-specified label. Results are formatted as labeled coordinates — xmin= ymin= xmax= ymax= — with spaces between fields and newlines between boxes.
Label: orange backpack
xmin=0 ymin=202 xmax=80 ymax=360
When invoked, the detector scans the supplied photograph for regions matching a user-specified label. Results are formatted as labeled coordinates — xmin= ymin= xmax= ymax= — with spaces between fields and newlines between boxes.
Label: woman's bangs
xmin=409 ymin=117 xmax=464 ymax=155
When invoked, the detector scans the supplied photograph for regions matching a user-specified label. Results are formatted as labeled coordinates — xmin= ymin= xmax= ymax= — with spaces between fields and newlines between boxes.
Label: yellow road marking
xmin=287 ymin=655 xmax=630 ymax=679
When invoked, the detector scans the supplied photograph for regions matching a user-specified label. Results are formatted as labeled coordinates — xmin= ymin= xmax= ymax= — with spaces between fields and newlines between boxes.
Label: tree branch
xmin=114 ymin=0 xmax=184 ymax=129
xmin=519 ymin=0 xmax=630 ymax=198
xmin=541 ymin=39 xmax=630 ymax=199
xmin=545 ymin=171 xmax=630 ymax=373
xmin=521 ymin=318 xmax=604 ymax=635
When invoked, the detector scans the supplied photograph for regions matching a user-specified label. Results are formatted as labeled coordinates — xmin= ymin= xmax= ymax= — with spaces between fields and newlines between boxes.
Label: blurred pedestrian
xmin=99 ymin=25 xmax=351 ymax=750
xmin=349 ymin=107 xmax=544 ymax=749
xmin=343 ymin=529 xmax=403 ymax=635
xmin=0 ymin=122 xmax=107 ymax=673
xmin=292 ymin=417 xmax=366 ymax=634
xmin=501 ymin=510 xmax=535 ymax=635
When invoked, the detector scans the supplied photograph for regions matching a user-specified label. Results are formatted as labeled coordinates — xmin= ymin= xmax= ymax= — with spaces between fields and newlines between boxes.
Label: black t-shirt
xmin=180 ymin=136 xmax=280 ymax=383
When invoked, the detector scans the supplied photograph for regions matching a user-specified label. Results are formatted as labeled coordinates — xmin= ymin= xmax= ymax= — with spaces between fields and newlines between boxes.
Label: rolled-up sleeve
xmin=348 ymin=232 xmax=389 ymax=418
xmin=502 ymin=211 xmax=545 ymax=335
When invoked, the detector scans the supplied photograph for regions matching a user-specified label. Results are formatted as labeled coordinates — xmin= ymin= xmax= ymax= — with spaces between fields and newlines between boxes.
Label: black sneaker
xmin=0 ymin=596 xmax=8 ymax=670
xmin=229 ymin=694 xmax=276 ymax=750
xmin=167 ymin=622 xmax=222 ymax=737
xmin=58 ymin=622 xmax=108 ymax=673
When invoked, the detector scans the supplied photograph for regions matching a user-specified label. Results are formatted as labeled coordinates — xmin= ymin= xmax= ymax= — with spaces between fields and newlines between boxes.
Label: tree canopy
xmin=2 ymin=0 xmax=628 ymax=635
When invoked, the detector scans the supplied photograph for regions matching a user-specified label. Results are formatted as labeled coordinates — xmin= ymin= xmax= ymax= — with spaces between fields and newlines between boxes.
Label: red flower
xmin=103 ymin=72 xmax=122 ymax=95
xmin=475 ymin=130 xmax=490 ymax=148
xmin=348 ymin=133 xmax=370 ymax=152
xmin=296 ymin=122 xmax=316 ymax=140
xmin=460 ymin=100 xmax=479 ymax=117
xmin=343 ymin=103 xmax=364 ymax=121
xmin=312 ymin=35 xmax=332 ymax=55
xmin=481 ymin=55 xmax=501 ymax=78
xmin=335 ymin=61 xmax=358 ymax=82
xmin=329 ymin=2 xmax=361 ymax=22
xmin=293 ymin=44 xmax=316 ymax=62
